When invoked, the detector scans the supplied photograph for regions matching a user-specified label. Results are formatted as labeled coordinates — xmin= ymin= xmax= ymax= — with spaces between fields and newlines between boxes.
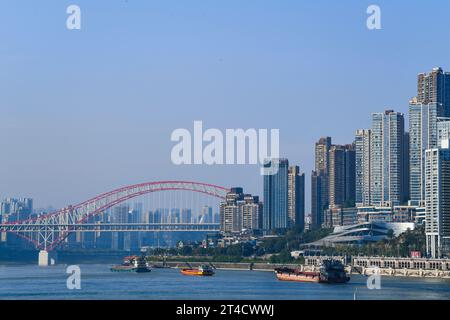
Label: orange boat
xmin=181 ymin=264 xmax=215 ymax=276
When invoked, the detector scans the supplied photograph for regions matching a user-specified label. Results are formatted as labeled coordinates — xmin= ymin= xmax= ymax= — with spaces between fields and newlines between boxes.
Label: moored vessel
xmin=110 ymin=255 xmax=151 ymax=273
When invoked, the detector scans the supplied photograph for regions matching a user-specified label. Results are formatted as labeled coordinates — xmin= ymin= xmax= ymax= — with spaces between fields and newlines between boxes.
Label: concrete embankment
xmin=148 ymin=261 xmax=297 ymax=271
xmin=149 ymin=260 xmax=450 ymax=279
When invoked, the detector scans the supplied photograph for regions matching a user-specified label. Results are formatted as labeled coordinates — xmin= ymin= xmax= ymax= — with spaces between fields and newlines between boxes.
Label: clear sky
xmin=1 ymin=0 xmax=449 ymax=211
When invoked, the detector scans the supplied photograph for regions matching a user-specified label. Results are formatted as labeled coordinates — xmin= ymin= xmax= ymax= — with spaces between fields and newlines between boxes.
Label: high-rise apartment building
xmin=220 ymin=187 xmax=243 ymax=233
xmin=241 ymin=195 xmax=263 ymax=231
xmin=263 ymin=158 xmax=289 ymax=231
xmin=311 ymin=137 xmax=331 ymax=230
xmin=409 ymin=102 xmax=441 ymax=204
xmin=329 ymin=144 xmax=356 ymax=208
xmin=355 ymin=129 xmax=372 ymax=206
xmin=315 ymin=137 xmax=332 ymax=175
xmin=425 ymin=140 xmax=450 ymax=258
xmin=370 ymin=110 xmax=407 ymax=206
xmin=438 ymin=117 xmax=450 ymax=147
xmin=287 ymin=166 xmax=305 ymax=230
xmin=220 ymin=188 xmax=262 ymax=233
xmin=417 ymin=67 xmax=450 ymax=117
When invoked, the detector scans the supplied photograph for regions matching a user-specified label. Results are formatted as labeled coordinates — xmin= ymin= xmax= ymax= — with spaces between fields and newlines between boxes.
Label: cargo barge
xmin=274 ymin=259 xmax=350 ymax=284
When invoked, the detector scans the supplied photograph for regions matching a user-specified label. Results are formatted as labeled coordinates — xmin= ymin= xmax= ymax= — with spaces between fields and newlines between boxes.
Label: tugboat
xmin=110 ymin=255 xmax=151 ymax=273
xmin=180 ymin=263 xmax=215 ymax=276
xmin=274 ymin=259 xmax=350 ymax=284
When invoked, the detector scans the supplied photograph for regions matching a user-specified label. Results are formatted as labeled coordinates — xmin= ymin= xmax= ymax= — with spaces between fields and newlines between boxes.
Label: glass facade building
xmin=263 ymin=158 xmax=289 ymax=231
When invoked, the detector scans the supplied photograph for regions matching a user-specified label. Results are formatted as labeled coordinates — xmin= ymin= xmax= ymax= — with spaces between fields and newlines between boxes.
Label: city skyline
xmin=1 ymin=1 xmax=450 ymax=214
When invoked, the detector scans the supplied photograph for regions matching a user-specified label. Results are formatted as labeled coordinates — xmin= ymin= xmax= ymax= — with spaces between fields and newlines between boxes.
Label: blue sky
xmin=1 ymin=0 xmax=450 ymax=211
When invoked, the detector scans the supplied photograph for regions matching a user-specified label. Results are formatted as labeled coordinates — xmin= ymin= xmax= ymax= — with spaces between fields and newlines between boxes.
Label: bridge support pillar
xmin=38 ymin=250 xmax=49 ymax=267
xmin=38 ymin=250 xmax=57 ymax=266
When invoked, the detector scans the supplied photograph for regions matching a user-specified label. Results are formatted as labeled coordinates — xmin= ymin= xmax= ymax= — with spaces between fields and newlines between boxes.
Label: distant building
xmin=0 ymin=198 xmax=33 ymax=246
xmin=200 ymin=206 xmax=213 ymax=224
xmin=287 ymin=165 xmax=305 ymax=230
xmin=323 ymin=206 xmax=358 ymax=228
xmin=425 ymin=140 xmax=450 ymax=258
xmin=263 ymin=158 xmax=289 ymax=231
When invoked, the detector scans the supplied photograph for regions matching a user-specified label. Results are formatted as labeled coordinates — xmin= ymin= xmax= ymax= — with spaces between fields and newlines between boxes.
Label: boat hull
xmin=110 ymin=266 xmax=151 ymax=273
xmin=181 ymin=269 xmax=214 ymax=276
xmin=275 ymin=272 xmax=320 ymax=283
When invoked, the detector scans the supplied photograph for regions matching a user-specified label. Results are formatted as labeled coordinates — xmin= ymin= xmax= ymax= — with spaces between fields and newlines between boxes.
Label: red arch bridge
xmin=0 ymin=181 xmax=229 ymax=254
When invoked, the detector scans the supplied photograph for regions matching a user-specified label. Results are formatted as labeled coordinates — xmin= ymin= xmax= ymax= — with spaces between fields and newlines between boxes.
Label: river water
xmin=0 ymin=264 xmax=449 ymax=300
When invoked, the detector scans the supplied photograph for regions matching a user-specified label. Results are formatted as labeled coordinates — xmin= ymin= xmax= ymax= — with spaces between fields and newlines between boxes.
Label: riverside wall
xmin=149 ymin=256 xmax=450 ymax=279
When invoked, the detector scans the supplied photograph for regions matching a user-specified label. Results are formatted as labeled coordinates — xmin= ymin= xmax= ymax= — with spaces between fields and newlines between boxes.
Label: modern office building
xmin=287 ymin=165 xmax=305 ymax=230
xmin=425 ymin=140 xmax=450 ymax=258
xmin=417 ymin=67 xmax=450 ymax=117
xmin=409 ymin=101 xmax=441 ymax=204
xmin=263 ymin=158 xmax=289 ymax=231
xmin=329 ymin=144 xmax=356 ymax=208
xmin=355 ymin=129 xmax=372 ymax=206
xmin=370 ymin=110 xmax=407 ymax=206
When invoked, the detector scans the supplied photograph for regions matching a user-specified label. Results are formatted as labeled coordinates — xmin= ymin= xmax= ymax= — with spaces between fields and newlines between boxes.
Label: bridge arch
xmin=1 ymin=181 xmax=229 ymax=251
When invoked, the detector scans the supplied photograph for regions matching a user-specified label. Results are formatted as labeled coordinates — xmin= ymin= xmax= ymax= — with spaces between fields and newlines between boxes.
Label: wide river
xmin=0 ymin=263 xmax=449 ymax=300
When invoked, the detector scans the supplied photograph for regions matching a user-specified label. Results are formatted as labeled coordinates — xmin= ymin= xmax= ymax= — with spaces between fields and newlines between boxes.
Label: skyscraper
xmin=409 ymin=101 xmax=440 ymax=204
xmin=370 ymin=110 xmax=407 ymax=206
xmin=288 ymin=166 xmax=305 ymax=230
xmin=355 ymin=129 xmax=371 ymax=206
xmin=315 ymin=137 xmax=332 ymax=175
xmin=425 ymin=140 xmax=450 ymax=258
xmin=311 ymin=137 xmax=331 ymax=229
xmin=417 ymin=67 xmax=450 ymax=117
xmin=328 ymin=144 xmax=356 ymax=208
xmin=263 ymin=158 xmax=289 ymax=231
xmin=311 ymin=171 xmax=325 ymax=229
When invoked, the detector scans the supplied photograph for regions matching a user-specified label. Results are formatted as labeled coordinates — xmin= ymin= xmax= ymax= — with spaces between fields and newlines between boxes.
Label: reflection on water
xmin=0 ymin=264 xmax=449 ymax=300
